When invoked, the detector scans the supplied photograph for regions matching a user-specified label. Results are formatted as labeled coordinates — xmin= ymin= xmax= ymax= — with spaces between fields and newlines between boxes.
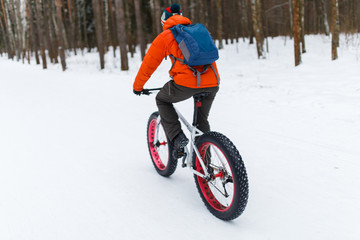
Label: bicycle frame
xmin=144 ymin=89 xmax=249 ymax=220
xmin=153 ymin=106 xmax=211 ymax=180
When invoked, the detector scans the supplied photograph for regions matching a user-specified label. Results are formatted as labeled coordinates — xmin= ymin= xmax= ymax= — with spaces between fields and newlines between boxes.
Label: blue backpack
xmin=169 ymin=23 xmax=219 ymax=86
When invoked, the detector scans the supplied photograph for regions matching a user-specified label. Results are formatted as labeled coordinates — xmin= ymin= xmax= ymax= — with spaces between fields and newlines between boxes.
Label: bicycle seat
xmin=193 ymin=92 xmax=210 ymax=101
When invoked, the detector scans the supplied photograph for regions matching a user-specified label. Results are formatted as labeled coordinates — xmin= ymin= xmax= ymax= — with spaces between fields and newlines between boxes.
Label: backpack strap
xmin=187 ymin=64 xmax=210 ymax=87
xmin=169 ymin=54 xmax=182 ymax=72
xmin=209 ymin=64 xmax=220 ymax=85
xmin=168 ymin=54 xmax=219 ymax=87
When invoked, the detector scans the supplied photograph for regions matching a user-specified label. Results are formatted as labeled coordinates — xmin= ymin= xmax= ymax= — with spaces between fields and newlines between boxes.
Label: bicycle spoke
xmin=208 ymin=180 xmax=230 ymax=198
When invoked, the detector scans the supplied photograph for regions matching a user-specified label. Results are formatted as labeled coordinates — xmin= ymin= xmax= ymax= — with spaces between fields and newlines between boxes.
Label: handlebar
xmin=140 ymin=88 xmax=162 ymax=95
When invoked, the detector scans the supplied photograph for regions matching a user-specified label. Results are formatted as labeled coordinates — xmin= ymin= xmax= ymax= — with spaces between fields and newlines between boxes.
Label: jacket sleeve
xmin=133 ymin=33 xmax=167 ymax=91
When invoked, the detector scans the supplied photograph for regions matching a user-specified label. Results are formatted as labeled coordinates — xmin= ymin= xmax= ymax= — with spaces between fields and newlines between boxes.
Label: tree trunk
xmin=215 ymin=0 xmax=223 ymax=49
xmin=48 ymin=1 xmax=59 ymax=63
xmin=331 ymin=0 xmax=339 ymax=60
xmin=8 ymin=0 xmax=20 ymax=60
xmin=223 ymin=0 xmax=229 ymax=44
xmin=104 ymin=0 xmax=110 ymax=50
xmin=55 ymin=0 xmax=66 ymax=71
xmin=3 ymin=0 xmax=16 ymax=59
xmin=153 ymin=0 xmax=161 ymax=35
xmin=198 ymin=0 xmax=205 ymax=24
xmin=134 ymin=0 xmax=146 ymax=60
xmin=124 ymin=0 xmax=134 ymax=58
xmin=35 ymin=0 xmax=47 ymax=69
xmin=108 ymin=0 xmax=117 ymax=57
xmin=115 ymin=0 xmax=129 ymax=70
xmin=92 ymin=0 xmax=105 ymax=69
xmin=251 ymin=0 xmax=265 ymax=58
xmin=0 ymin=0 xmax=11 ymax=57
xmin=321 ymin=0 xmax=330 ymax=35
xmin=82 ymin=0 xmax=88 ymax=50
xmin=241 ymin=0 xmax=249 ymax=40
xmin=67 ymin=0 xmax=77 ymax=54
xmin=15 ymin=0 xmax=24 ymax=62
xmin=43 ymin=0 xmax=57 ymax=63
xmin=299 ymin=0 xmax=305 ymax=53
xmin=288 ymin=0 xmax=293 ymax=38
xmin=26 ymin=0 xmax=40 ymax=64
xmin=292 ymin=0 xmax=301 ymax=66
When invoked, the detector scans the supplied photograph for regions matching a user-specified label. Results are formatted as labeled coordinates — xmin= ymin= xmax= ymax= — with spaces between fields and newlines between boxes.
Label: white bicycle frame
xmin=153 ymin=106 xmax=211 ymax=179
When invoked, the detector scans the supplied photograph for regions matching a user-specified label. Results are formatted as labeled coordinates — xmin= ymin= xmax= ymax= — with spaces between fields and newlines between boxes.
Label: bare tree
xmin=26 ymin=0 xmax=40 ymax=64
xmin=80 ymin=0 xmax=88 ymax=50
xmin=55 ymin=0 xmax=66 ymax=71
xmin=251 ymin=0 xmax=265 ymax=58
xmin=35 ymin=0 xmax=47 ymax=69
xmin=299 ymin=0 xmax=305 ymax=53
xmin=108 ymin=0 xmax=117 ymax=57
xmin=320 ymin=0 xmax=330 ymax=35
xmin=331 ymin=0 xmax=339 ymax=60
xmin=92 ymin=0 xmax=105 ymax=69
xmin=3 ymin=0 xmax=17 ymax=59
xmin=14 ymin=0 xmax=24 ymax=62
xmin=134 ymin=0 xmax=146 ymax=60
xmin=292 ymin=0 xmax=301 ymax=66
xmin=288 ymin=0 xmax=293 ymax=37
xmin=8 ymin=0 xmax=20 ymax=60
xmin=115 ymin=0 xmax=129 ymax=70
xmin=0 ymin=0 xmax=11 ymax=58
xmin=215 ymin=0 xmax=223 ymax=49
xmin=153 ymin=0 xmax=161 ymax=35
xmin=67 ymin=0 xmax=77 ymax=55
xmin=42 ymin=0 xmax=57 ymax=63
xmin=240 ymin=0 xmax=249 ymax=40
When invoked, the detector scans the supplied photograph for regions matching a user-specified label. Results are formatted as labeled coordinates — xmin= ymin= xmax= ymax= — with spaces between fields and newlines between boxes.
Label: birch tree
xmin=251 ymin=0 xmax=265 ymax=58
xmin=320 ymin=0 xmax=330 ymax=35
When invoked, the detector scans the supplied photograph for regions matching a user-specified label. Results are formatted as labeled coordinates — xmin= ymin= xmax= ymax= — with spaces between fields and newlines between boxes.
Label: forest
xmin=0 ymin=0 xmax=359 ymax=70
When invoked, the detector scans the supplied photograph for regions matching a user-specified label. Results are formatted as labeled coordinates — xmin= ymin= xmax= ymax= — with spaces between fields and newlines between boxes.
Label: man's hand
xmin=133 ymin=89 xmax=142 ymax=96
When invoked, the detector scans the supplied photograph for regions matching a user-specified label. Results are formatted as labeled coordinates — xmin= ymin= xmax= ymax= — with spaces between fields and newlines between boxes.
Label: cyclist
xmin=133 ymin=3 xmax=220 ymax=158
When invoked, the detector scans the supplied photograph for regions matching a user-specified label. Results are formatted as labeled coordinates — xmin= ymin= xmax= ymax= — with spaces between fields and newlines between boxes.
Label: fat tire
xmin=193 ymin=131 xmax=249 ymax=220
xmin=147 ymin=111 xmax=177 ymax=177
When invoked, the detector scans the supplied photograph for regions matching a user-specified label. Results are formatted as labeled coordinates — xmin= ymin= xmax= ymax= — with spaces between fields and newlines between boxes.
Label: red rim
xmin=148 ymin=118 xmax=168 ymax=170
xmin=196 ymin=142 xmax=235 ymax=212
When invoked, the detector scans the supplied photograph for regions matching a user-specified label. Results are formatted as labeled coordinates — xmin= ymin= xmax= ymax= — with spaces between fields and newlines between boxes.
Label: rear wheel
xmin=193 ymin=131 xmax=249 ymax=220
xmin=147 ymin=112 xmax=177 ymax=177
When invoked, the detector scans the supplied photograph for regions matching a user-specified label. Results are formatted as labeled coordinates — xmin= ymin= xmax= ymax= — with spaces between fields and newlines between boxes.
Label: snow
xmin=1 ymin=35 xmax=360 ymax=240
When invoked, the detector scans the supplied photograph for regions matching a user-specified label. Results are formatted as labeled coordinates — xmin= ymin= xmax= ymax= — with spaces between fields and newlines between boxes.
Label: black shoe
xmin=172 ymin=131 xmax=189 ymax=159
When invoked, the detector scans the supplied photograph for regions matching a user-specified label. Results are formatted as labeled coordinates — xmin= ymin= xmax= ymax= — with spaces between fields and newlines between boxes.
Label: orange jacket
xmin=133 ymin=15 xmax=220 ymax=91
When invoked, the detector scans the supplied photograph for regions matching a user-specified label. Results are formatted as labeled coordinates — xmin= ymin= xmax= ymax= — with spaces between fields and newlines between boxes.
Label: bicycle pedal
xmin=181 ymin=152 xmax=188 ymax=168
xmin=173 ymin=147 xmax=185 ymax=159
xmin=176 ymin=151 xmax=185 ymax=158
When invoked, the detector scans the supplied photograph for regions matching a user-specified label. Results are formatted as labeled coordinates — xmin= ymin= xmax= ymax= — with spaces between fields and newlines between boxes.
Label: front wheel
xmin=193 ymin=131 xmax=249 ymax=220
xmin=147 ymin=111 xmax=177 ymax=177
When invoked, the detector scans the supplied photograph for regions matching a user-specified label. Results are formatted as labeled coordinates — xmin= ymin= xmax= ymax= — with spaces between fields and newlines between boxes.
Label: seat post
xmin=192 ymin=98 xmax=202 ymax=126
xmin=192 ymin=92 xmax=210 ymax=127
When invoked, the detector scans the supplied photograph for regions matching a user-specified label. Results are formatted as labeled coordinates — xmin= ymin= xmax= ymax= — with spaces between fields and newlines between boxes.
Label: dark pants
xmin=156 ymin=80 xmax=219 ymax=141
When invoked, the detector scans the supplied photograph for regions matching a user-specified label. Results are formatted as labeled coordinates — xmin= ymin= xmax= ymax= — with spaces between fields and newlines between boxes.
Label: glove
xmin=133 ymin=89 xmax=142 ymax=96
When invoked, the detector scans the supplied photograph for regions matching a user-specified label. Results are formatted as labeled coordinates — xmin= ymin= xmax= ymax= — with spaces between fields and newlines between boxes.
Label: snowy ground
xmin=1 ymin=35 xmax=360 ymax=240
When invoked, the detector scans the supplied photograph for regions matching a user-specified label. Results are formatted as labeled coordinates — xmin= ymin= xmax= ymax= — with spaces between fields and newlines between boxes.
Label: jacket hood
xmin=162 ymin=15 xmax=191 ymax=30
